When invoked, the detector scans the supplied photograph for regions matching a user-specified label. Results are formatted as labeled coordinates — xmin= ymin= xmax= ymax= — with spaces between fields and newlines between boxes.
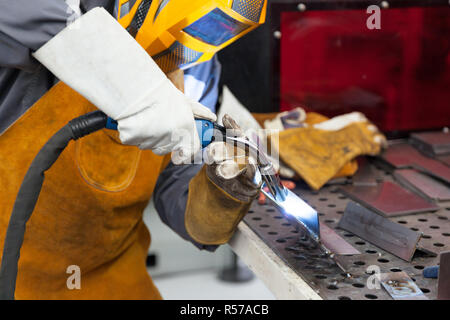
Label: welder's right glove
xmin=32 ymin=7 xmax=216 ymax=161
xmin=185 ymin=115 xmax=261 ymax=245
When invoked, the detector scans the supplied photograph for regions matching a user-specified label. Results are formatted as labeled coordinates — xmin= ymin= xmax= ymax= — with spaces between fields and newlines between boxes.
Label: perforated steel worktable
xmin=229 ymin=165 xmax=449 ymax=300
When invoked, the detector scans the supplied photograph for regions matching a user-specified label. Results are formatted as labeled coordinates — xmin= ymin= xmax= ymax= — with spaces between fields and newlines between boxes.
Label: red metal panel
xmin=339 ymin=181 xmax=440 ymax=217
xmin=280 ymin=7 xmax=450 ymax=131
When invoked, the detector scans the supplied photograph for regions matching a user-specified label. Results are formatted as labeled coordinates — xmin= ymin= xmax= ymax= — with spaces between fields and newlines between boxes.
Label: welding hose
xmin=0 ymin=111 xmax=108 ymax=300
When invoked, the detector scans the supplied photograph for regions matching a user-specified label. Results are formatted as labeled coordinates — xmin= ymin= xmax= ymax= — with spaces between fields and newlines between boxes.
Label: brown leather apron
xmin=0 ymin=82 xmax=170 ymax=299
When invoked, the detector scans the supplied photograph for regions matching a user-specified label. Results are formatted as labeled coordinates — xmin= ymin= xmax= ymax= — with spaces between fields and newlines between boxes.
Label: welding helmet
xmin=115 ymin=0 xmax=267 ymax=73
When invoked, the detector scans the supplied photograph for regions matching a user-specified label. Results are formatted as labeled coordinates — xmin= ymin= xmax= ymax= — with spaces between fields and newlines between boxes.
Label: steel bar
xmin=380 ymin=143 xmax=450 ymax=184
xmin=410 ymin=132 xmax=450 ymax=157
xmin=319 ymin=223 xmax=360 ymax=256
xmin=394 ymin=169 xmax=450 ymax=202
xmin=338 ymin=202 xmax=426 ymax=261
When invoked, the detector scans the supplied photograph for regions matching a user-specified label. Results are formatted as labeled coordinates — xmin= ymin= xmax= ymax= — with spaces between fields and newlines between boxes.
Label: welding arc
xmin=0 ymin=111 xmax=108 ymax=300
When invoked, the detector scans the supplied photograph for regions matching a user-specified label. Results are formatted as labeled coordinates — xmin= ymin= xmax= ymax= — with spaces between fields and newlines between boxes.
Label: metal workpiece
xmin=319 ymin=223 xmax=360 ymax=256
xmin=394 ymin=169 xmax=450 ymax=202
xmin=438 ymin=251 xmax=450 ymax=300
xmin=350 ymin=159 xmax=381 ymax=187
xmin=380 ymin=272 xmax=428 ymax=300
xmin=380 ymin=143 xmax=450 ymax=184
xmin=437 ymin=154 xmax=450 ymax=167
xmin=338 ymin=202 xmax=434 ymax=262
xmin=243 ymin=163 xmax=450 ymax=300
xmin=410 ymin=131 xmax=450 ymax=157
xmin=339 ymin=181 xmax=440 ymax=217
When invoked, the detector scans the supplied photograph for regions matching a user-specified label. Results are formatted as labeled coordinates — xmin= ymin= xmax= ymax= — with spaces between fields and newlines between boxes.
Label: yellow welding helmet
xmin=115 ymin=0 xmax=267 ymax=73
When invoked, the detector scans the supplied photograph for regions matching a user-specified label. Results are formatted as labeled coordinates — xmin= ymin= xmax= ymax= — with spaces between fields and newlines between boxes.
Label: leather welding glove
xmin=185 ymin=115 xmax=262 ymax=245
xmin=32 ymin=7 xmax=216 ymax=159
xmin=262 ymin=110 xmax=358 ymax=180
xmin=274 ymin=112 xmax=386 ymax=190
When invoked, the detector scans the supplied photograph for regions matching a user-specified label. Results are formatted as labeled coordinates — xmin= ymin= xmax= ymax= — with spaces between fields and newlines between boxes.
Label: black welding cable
xmin=0 ymin=111 xmax=108 ymax=300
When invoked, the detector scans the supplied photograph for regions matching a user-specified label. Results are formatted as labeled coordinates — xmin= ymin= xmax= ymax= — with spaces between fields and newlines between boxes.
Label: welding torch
xmin=107 ymin=117 xmax=287 ymax=202
xmin=109 ymin=116 xmax=318 ymax=239
xmin=194 ymin=118 xmax=288 ymax=202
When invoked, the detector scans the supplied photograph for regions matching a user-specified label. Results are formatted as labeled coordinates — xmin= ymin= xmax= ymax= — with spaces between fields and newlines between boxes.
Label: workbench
xmin=228 ymin=164 xmax=450 ymax=300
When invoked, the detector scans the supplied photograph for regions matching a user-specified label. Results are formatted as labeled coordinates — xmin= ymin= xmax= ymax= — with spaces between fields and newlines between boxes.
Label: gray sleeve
xmin=0 ymin=0 xmax=72 ymax=70
xmin=153 ymin=162 xmax=219 ymax=252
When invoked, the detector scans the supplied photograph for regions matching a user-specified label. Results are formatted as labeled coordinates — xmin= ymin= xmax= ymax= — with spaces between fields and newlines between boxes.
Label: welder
xmin=0 ymin=1 xmax=264 ymax=299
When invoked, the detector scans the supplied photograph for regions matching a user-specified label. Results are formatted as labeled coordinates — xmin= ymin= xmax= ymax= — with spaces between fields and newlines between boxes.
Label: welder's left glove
xmin=185 ymin=115 xmax=262 ymax=245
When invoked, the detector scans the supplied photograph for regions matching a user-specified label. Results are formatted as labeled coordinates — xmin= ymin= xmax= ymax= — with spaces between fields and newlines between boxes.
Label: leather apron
xmin=0 ymin=82 xmax=171 ymax=299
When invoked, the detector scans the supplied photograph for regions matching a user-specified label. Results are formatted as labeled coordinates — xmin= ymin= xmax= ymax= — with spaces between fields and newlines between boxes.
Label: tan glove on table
xmin=275 ymin=112 xmax=387 ymax=190
xmin=185 ymin=115 xmax=261 ymax=245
